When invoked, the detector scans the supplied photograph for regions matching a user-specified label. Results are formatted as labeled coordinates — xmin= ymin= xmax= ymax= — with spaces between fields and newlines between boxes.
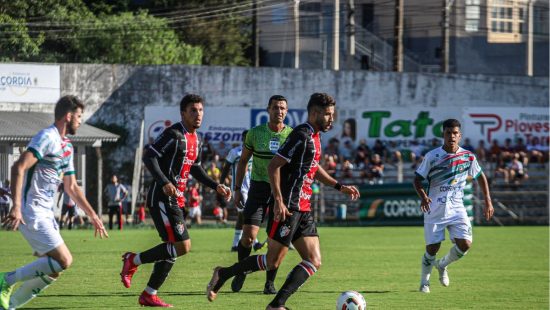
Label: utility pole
xmin=252 ymin=0 xmax=259 ymax=67
xmin=346 ymin=0 xmax=356 ymax=70
xmin=294 ymin=0 xmax=300 ymax=69
xmin=333 ymin=0 xmax=340 ymax=70
xmin=441 ymin=0 xmax=454 ymax=73
xmin=393 ymin=0 xmax=404 ymax=72
xmin=526 ymin=0 xmax=533 ymax=76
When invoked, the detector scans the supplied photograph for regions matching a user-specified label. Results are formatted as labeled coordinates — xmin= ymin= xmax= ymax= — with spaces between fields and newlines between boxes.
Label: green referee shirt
xmin=244 ymin=123 xmax=293 ymax=183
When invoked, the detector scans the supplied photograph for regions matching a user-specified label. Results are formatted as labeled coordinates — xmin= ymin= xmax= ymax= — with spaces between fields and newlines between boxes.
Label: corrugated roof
xmin=0 ymin=112 xmax=119 ymax=143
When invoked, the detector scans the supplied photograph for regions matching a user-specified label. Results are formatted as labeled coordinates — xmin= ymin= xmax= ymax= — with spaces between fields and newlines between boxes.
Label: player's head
xmin=442 ymin=118 xmax=462 ymax=150
xmin=267 ymin=95 xmax=288 ymax=125
xmin=242 ymin=130 xmax=248 ymax=142
xmin=179 ymin=94 xmax=204 ymax=130
xmin=307 ymin=92 xmax=336 ymax=133
xmin=111 ymin=175 xmax=118 ymax=184
xmin=55 ymin=95 xmax=85 ymax=135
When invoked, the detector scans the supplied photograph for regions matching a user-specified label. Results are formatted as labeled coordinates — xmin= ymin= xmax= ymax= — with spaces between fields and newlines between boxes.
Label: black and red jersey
xmin=276 ymin=123 xmax=321 ymax=212
xmin=143 ymin=122 xmax=204 ymax=207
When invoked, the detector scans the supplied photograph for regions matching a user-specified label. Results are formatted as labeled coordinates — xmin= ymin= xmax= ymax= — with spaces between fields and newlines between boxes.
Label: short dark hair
xmin=54 ymin=95 xmax=84 ymax=120
xmin=307 ymin=92 xmax=336 ymax=113
xmin=442 ymin=119 xmax=461 ymax=130
xmin=268 ymin=95 xmax=287 ymax=108
xmin=180 ymin=94 xmax=203 ymax=111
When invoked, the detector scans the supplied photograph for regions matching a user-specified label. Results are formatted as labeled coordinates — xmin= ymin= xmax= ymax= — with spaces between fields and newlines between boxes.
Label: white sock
xmin=420 ymin=252 xmax=435 ymax=285
xmin=439 ymin=245 xmax=466 ymax=268
xmin=254 ymin=238 xmax=259 ymax=245
xmin=145 ymin=286 xmax=157 ymax=295
xmin=9 ymin=275 xmax=56 ymax=309
xmin=232 ymin=230 xmax=243 ymax=247
xmin=133 ymin=254 xmax=142 ymax=266
xmin=5 ymin=257 xmax=63 ymax=286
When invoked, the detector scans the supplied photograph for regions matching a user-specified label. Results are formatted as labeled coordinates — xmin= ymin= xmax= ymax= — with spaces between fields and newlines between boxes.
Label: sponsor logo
xmin=469 ymin=113 xmax=501 ymax=142
xmin=382 ymin=199 xmax=423 ymax=218
xmin=176 ymin=222 xmax=185 ymax=235
xmin=299 ymin=191 xmax=312 ymax=200
xmin=439 ymin=185 xmax=460 ymax=192
xmin=437 ymin=197 xmax=447 ymax=203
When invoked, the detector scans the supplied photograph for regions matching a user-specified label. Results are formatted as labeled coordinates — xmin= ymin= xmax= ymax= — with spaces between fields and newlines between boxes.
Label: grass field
xmin=0 ymin=226 xmax=548 ymax=309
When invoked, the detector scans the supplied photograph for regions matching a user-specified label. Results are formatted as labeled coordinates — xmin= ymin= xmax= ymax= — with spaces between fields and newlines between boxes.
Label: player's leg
xmin=108 ymin=206 xmax=115 ymax=230
xmin=419 ymin=223 xmax=444 ymax=293
xmin=231 ymin=211 xmax=245 ymax=251
xmin=434 ymin=219 xmax=472 ymax=287
xmin=117 ymin=203 xmax=123 ymax=230
xmin=267 ymin=212 xmax=319 ymax=309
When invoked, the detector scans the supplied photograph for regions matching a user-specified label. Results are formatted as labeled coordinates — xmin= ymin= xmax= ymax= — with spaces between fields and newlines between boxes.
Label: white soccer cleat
xmin=435 ymin=259 xmax=450 ymax=287
xmin=419 ymin=284 xmax=430 ymax=293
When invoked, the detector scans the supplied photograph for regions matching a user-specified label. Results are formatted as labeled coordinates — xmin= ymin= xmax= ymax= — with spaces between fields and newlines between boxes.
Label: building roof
xmin=0 ymin=112 xmax=119 ymax=144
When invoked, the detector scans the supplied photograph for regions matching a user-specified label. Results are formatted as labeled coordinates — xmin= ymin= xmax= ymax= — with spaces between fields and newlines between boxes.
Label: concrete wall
xmin=3 ymin=64 xmax=547 ymax=169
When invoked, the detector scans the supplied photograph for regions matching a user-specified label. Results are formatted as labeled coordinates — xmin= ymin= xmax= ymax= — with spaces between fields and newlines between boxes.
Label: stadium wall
xmin=1 ymin=64 xmax=548 ymax=168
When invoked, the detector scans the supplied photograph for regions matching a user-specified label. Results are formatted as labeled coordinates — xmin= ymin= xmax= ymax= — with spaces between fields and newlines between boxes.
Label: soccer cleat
xmin=419 ymin=284 xmax=430 ymax=293
xmin=120 ymin=252 xmax=138 ymax=288
xmin=266 ymin=305 xmax=290 ymax=310
xmin=231 ymin=273 xmax=247 ymax=293
xmin=253 ymin=241 xmax=265 ymax=252
xmin=138 ymin=291 xmax=173 ymax=307
xmin=206 ymin=267 xmax=222 ymax=302
xmin=263 ymin=281 xmax=277 ymax=295
xmin=0 ymin=272 xmax=14 ymax=310
xmin=231 ymin=246 xmax=239 ymax=252
xmin=434 ymin=259 xmax=450 ymax=287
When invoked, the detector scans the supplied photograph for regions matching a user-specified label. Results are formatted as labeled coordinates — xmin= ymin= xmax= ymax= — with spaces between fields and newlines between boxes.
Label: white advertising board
xmin=0 ymin=64 xmax=60 ymax=103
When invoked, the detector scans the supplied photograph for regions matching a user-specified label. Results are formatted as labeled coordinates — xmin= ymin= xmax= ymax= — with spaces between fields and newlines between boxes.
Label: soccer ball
xmin=336 ymin=291 xmax=367 ymax=310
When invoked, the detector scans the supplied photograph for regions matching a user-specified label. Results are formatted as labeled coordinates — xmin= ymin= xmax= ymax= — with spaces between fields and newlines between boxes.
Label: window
xmin=487 ymin=0 xmax=528 ymax=43
xmin=465 ymin=4 xmax=480 ymax=32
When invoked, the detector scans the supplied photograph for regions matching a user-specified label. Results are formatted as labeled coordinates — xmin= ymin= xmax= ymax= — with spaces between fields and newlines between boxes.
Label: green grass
xmin=0 ymin=226 xmax=548 ymax=309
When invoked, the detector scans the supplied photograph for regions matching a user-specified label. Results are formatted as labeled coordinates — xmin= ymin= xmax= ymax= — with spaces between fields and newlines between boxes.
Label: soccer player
xmin=219 ymin=130 xmax=260 ymax=252
xmin=119 ymin=94 xmax=231 ymax=307
xmin=206 ymin=93 xmax=360 ymax=310
xmin=229 ymin=95 xmax=293 ymax=295
xmin=0 ymin=95 xmax=108 ymax=310
xmin=414 ymin=119 xmax=494 ymax=293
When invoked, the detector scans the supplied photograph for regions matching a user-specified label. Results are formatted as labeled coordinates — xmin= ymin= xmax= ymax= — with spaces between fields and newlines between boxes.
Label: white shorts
xmin=187 ymin=206 xmax=201 ymax=219
xmin=19 ymin=217 xmax=64 ymax=256
xmin=424 ymin=217 xmax=473 ymax=245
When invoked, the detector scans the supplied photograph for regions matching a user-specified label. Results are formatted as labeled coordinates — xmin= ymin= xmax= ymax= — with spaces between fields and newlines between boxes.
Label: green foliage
xmin=0 ymin=0 xmax=202 ymax=65
xmin=0 ymin=227 xmax=548 ymax=309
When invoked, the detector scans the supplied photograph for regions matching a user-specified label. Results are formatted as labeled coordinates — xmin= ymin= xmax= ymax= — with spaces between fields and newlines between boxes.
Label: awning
xmin=0 ymin=111 xmax=119 ymax=144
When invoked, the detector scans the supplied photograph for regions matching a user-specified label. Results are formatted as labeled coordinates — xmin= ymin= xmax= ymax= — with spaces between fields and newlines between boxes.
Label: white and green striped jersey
xmin=225 ymin=145 xmax=251 ymax=199
xmin=415 ymin=146 xmax=482 ymax=223
xmin=22 ymin=125 xmax=75 ymax=221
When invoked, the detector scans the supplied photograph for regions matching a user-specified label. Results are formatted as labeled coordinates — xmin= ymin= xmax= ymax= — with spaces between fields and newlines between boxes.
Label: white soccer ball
xmin=336 ymin=290 xmax=367 ymax=310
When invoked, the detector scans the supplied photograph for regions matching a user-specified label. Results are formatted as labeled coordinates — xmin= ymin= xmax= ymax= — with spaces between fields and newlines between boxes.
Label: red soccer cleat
xmin=120 ymin=252 xmax=138 ymax=288
xmin=138 ymin=291 xmax=173 ymax=307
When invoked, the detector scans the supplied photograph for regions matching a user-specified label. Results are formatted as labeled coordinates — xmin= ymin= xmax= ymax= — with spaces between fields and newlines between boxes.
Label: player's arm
xmin=268 ymin=155 xmax=292 ymax=221
xmin=143 ymin=130 xmax=178 ymax=197
xmin=315 ymin=165 xmax=360 ymax=200
xmin=63 ymin=174 xmax=108 ymax=238
xmin=413 ymin=174 xmax=431 ymax=213
xmin=3 ymin=151 xmax=37 ymax=230
xmin=219 ymin=159 xmax=232 ymax=185
xmin=190 ymin=164 xmax=231 ymax=201
xmin=476 ymin=172 xmax=494 ymax=221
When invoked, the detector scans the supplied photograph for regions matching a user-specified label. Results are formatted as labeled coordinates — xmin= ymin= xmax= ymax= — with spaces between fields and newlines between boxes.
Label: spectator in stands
xmin=514 ymin=138 xmax=529 ymax=166
xmin=410 ymin=140 xmax=426 ymax=169
xmin=367 ymin=154 xmax=384 ymax=184
xmin=201 ymin=136 xmax=215 ymax=163
xmin=501 ymin=138 xmax=514 ymax=162
xmin=508 ymin=153 xmax=528 ymax=185
xmin=187 ymin=182 xmax=202 ymax=225
xmin=372 ymin=139 xmax=387 ymax=159
xmin=527 ymin=139 xmax=547 ymax=165
xmin=489 ymin=139 xmax=502 ymax=162
xmin=341 ymin=159 xmax=355 ymax=179
xmin=354 ymin=148 xmax=369 ymax=169
xmin=324 ymin=137 xmax=340 ymax=158
xmin=323 ymin=154 xmax=338 ymax=177
xmin=340 ymin=118 xmax=357 ymax=148
xmin=475 ymin=140 xmax=488 ymax=162
xmin=385 ymin=141 xmax=402 ymax=165
xmin=340 ymin=140 xmax=356 ymax=162
xmin=214 ymin=140 xmax=231 ymax=160
xmin=493 ymin=158 xmax=510 ymax=184
xmin=207 ymin=160 xmax=221 ymax=187
xmin=462 ymin=138 xmax=475 ymax=153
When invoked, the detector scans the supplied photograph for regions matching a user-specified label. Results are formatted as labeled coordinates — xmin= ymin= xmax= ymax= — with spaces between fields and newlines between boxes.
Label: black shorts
xmin=266 ymin=207 xmax=318 ymax=247
xmin=61 ymin=204 xmax=75 ymax=217
xmin=147 ymin=187 xmax=189 ymax=242
xmin=243 ymin=180 xmax=272 ymax=226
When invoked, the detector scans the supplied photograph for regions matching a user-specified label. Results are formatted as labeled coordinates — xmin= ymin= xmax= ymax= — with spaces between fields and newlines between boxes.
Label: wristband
xmin=334 ymin=182 xmax=342 ymax=191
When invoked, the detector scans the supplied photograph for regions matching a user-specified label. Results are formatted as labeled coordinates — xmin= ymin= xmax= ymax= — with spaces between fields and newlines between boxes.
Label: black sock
xmin=237 ymin=241 xmax=252 ymax=261
xmin=215 ymin=255 xmax=266 ymax=291
xmin=266 ymin=268 xmax=278 ymax=284
xmin=269 ymin=261 xmax=317 ymax=307
xmin=139 ymin=243 xmax=177 ymax=264
xmin=147 ymin=259 xmax=175 ymax=290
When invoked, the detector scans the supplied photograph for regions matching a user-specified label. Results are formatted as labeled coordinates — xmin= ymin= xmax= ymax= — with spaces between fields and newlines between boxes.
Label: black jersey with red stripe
xmin=143 ymin=122 xmax=202 ymax=207
xmin=275 ymin=123 xmax=321 ymax=212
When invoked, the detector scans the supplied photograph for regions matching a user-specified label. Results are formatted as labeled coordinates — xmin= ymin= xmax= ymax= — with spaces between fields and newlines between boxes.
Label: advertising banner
xmin=0 ymin=64 xmax=60 ymax=103
xmin=462 ymin=107 xmax=549 ymax=146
